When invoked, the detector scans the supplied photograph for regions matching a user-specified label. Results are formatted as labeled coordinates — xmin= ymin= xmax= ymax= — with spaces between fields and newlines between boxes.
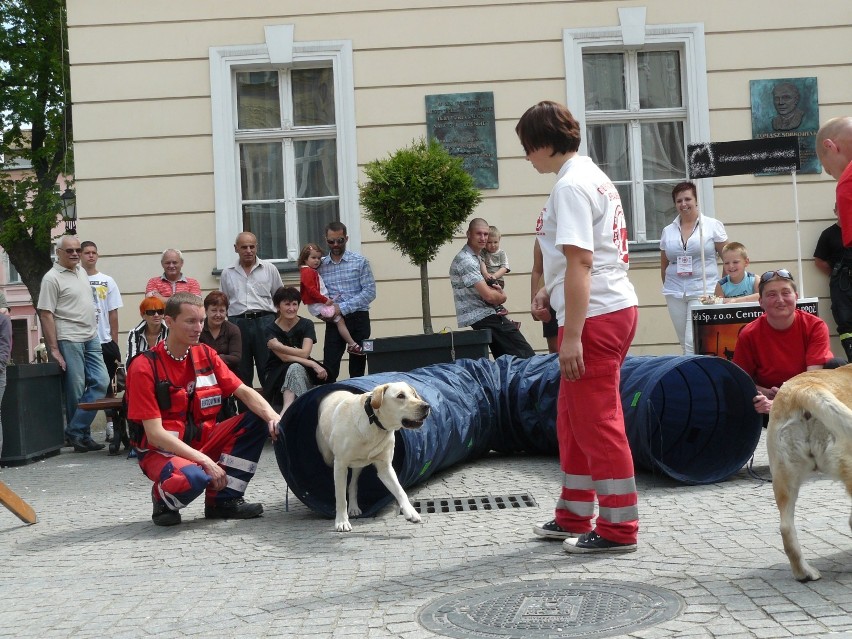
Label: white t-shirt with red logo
xmin=535 ymin=155 xmax=637 ymax=324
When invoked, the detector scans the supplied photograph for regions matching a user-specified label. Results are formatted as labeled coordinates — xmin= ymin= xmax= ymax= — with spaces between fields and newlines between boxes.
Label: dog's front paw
xmin=793 ymin=562 xmax=821 ymax=582
xmin=401 ymin=505 xmax=422 ymax=523
xmin=335 ymin=518 xmax=352 ymax=532
xmin=348 ymin=504 xmax=362 ymax=517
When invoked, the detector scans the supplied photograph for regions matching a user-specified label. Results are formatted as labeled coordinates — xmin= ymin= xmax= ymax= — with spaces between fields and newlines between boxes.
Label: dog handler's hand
xmin=201 ymin=456 xmax=228 ymax=491
xmin=559 ymin=337 xmax=584 ymax=381
xmin=531 ymin=288 xmax=552 ymax=322
xmin=257 ymin=405 xmax=280 ymax=441
xmin=752 ymin=392 xmax=772 ymax=415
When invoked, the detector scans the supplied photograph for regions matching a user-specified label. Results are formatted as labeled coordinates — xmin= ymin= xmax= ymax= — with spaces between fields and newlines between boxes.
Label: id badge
xmin=676 ymin=255 xmax=693 ymax=277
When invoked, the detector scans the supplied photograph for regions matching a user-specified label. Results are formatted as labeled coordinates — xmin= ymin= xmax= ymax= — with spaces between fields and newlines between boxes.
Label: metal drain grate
xmin=411 ymin=493 xmax=537 ymax=514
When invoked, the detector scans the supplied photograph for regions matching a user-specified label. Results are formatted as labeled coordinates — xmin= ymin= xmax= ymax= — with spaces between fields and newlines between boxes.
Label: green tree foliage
xmin=0 ymin=0 xmax=72 ymax=304
xmin=359 ymin=138 xmax=482 ymax=334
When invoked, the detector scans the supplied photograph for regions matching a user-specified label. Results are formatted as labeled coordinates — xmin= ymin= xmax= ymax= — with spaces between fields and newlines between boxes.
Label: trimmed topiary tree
xmin=359 ymin=138 xmax=482 ymax=335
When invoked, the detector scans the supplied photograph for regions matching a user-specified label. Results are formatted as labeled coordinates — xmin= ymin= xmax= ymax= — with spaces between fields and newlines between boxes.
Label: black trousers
xmin=471 ymin=314 xmax=535 ymax=359
xmin=101 ymin=340 xmax=121 ymax=385
xmin=829 ymin=266 xmax=852 ymax=335
xmin=231 ymin=313 xmax=275 ymax=388
xmin=323 ymin=310 xmax=370 ymax=383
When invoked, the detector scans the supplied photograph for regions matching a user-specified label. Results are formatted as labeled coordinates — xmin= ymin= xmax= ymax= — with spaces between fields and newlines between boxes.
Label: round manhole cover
xmin=419 ymin=579 xmax=683 ymax=639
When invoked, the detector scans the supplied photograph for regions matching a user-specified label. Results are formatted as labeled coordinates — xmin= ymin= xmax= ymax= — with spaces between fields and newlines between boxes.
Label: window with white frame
xmin=564 ymin=15 xmax=712 ymax=248
xmin=4 ymin=253 xmax=21 ymax=284
xmin=210 ymin=27 xmax=358 ymax=270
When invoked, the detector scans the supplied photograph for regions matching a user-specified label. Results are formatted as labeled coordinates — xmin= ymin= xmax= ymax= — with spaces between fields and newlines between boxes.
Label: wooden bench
xmin=77 ymin=396 xmax=129 ymax=456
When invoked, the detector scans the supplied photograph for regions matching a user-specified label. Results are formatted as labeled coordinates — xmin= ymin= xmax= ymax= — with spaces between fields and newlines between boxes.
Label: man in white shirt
xmin=81 ymin=240 xmax=123 ymax=441
xmin=219 ymin=232 xmax=283 ymax=388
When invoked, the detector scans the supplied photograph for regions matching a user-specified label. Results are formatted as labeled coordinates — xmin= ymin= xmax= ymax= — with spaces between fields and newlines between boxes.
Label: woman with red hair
xmin=126 ymin=296 xmax=168 ymax=366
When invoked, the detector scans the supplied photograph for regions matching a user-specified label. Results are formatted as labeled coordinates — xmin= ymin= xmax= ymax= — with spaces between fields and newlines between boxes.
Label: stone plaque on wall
xmin=425 ymin=92 xmax=498 ymax=189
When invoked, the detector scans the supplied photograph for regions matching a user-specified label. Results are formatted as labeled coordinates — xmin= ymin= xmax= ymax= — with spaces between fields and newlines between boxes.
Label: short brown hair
xmin=671 ymin=182 xmax=697 ymax=203
xmin=298 ymin=243 xmax=324 ymax=266
xmin=515 ymin=101 xmax=581 ymax=156
xmin=165 ymin=292 xmax=203 ymax=319
xmin=758 ymin=270 xmax=798 ymax=297
xmin=203 ymin=290 xmax=229 ymax=310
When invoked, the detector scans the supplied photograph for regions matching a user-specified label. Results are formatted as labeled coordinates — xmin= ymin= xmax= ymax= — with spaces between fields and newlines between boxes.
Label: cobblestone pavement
xmin=1 ymin=420 xmax=850 ymax=639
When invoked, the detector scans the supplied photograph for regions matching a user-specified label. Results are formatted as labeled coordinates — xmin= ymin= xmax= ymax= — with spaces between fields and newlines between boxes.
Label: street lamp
xmin=60 ymin=186 xmax=77 ymax=235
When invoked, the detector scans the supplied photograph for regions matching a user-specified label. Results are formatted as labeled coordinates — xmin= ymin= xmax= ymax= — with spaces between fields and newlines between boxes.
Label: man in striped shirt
xmin=449 ymin=218 xmax=534 ymax=359
xmin=145 ymin=249 xmax=201 ymax=300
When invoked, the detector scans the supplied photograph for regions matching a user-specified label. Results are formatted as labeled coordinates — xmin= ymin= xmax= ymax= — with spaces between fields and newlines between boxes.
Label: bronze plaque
xmin=426 ymin=92 xmax=498 ymax=189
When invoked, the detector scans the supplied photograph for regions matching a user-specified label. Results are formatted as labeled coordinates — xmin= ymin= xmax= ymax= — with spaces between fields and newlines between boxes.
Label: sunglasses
xmin=62 ymin=248 xmax=83 ymax=254
xmin=326 ymin=237 xmax=346 ymax=246
xmin=760 ymin=269 xmax=793 ymax=283
xmin=144 ymin=309 xmax=165 ymax=316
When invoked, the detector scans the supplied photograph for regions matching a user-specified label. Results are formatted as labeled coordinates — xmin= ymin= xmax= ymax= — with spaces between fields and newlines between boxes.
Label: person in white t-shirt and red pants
xmin=516 ymin=101 xmax=640 ymax=554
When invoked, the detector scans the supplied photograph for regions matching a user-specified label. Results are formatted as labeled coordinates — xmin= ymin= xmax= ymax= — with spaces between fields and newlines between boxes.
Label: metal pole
xmin=792 ymin=170 xmax=804 ymax=298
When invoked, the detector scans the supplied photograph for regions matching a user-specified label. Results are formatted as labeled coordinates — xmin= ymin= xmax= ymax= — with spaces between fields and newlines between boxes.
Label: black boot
xmin=841 ymin=335 xmax=852 ymax=363
xmin=152 ymin=501 xmax=181 ymax=526
xmin=204 ymin=497 xmax=263 ymax=520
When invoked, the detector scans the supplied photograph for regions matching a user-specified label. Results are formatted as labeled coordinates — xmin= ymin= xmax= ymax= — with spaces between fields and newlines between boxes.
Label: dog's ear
xmin=371 ymin=384 xmax=388 ymax=409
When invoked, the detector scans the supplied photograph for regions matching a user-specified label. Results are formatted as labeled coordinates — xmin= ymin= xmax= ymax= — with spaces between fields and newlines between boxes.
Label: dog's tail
xmin=775 ymin=381 xmax=852 ymax=441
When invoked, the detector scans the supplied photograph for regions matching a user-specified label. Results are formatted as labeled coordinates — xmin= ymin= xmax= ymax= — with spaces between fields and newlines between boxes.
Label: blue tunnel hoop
xmin=274 ymin=354 xmax=762 ymax=518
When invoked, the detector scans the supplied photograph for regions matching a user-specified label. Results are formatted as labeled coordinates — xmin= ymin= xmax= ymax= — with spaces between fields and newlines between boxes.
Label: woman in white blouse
xmin=660 ymin=182 xmax=727 ymax=354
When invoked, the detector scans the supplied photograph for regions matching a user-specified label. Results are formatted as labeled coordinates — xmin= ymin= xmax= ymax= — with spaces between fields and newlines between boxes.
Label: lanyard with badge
xmin=676 ymin=221 xmax=698 ymax=277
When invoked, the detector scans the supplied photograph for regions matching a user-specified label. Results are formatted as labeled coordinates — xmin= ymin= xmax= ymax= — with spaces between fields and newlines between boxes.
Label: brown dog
xmin=767 ymin=365 xmax=852 ymax=581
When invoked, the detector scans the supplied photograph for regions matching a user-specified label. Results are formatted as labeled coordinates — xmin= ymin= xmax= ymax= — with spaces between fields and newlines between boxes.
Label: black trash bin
xmin=0 ymin=362 xmax=65 ymax=466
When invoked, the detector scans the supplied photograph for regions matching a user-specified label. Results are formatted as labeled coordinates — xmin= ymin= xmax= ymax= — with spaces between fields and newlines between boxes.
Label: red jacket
xmin=299 ymin=266 xmax=328 ymax=305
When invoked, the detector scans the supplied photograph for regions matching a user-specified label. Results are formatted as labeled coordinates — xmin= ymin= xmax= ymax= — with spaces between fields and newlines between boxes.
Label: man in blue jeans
xmin=37 ymin=234 xmax=109 ymax=452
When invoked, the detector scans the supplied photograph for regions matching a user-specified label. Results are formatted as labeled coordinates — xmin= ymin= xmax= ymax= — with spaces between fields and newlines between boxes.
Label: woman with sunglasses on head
xmin=126 ymin=297 xmax=168 ymax=367
xmin=733 ymin=269 xmax=840 ymax=416
xmin=660 ymin=181 xmax=728 ymax=354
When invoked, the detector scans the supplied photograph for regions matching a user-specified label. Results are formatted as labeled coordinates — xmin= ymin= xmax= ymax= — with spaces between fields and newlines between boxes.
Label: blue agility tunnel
xmin=273 ymin=354 xmax=762 ymax=518
xmin=620 ymin=355 xmax=762 ymax=484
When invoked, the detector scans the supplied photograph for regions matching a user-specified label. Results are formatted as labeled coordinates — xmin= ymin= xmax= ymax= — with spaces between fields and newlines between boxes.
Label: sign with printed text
xmin=689 ymin=298 xmax=819 ymax=358
xmin=425 ymin=91 xmax=498 ymax=189
xmin=687 ymin=137 xmax=800 ymax=179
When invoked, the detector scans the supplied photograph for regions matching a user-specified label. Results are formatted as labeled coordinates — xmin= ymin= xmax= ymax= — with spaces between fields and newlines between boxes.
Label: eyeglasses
xmin=144 ymin=309 xmax=165 ymax=316
xmin=760 ymin=269 xmax=793 ymax=283
xmin=62 ymin=248 xmax=83 ymax=254
xmin=326 ymin=237 xmax=346 ymax=246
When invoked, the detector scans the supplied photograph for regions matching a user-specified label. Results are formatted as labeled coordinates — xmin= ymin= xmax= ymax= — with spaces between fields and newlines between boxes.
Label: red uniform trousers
xmin=554 ymin=306 xmax=639 ymax=544
xmin=138 ymin=412 xmax=268 ymax=511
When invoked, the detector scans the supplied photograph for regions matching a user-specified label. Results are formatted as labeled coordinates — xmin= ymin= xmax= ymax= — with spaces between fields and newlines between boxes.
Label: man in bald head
xmin=816 ymin=116 xmax=852 ymax=247
xmin=219 ymin=232 xmax=283 ymax=388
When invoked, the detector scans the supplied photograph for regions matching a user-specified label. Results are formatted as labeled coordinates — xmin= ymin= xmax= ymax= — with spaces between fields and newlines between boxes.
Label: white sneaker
xmin=105 ymin=422 xmax=114 ymax=443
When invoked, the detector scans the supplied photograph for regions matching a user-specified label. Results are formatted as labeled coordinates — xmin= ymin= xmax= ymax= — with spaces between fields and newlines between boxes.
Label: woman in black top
xmin=263 ymin=286 xmax=328 ymax=413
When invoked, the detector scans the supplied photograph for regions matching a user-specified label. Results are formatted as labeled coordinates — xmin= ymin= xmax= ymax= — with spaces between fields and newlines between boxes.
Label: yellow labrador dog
xmin=767 ymin=365 xmax=852 ymax=581
xmin=316 ymin=382 xmax=430 ymax=532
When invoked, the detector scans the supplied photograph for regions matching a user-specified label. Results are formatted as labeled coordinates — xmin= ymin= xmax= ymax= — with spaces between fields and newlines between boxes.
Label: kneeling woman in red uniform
xmin=126 ymin=292 xmax=281 ymax=526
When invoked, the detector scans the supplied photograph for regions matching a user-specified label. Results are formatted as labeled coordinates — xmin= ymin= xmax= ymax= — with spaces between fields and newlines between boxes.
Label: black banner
xmin=687 ymin=137 xmax=800 ymax=178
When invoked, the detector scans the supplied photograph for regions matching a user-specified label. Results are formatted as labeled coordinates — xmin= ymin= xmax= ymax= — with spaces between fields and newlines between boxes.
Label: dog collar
xmin=364 ymin=396 xmax=386 ymax=430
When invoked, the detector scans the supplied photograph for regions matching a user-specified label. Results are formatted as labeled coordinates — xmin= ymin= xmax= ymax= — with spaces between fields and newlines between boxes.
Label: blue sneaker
xmin=533 ymin=519 xmax=582 ymax=540
xmin=563 ymin=531 xmax=637 ymax=554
